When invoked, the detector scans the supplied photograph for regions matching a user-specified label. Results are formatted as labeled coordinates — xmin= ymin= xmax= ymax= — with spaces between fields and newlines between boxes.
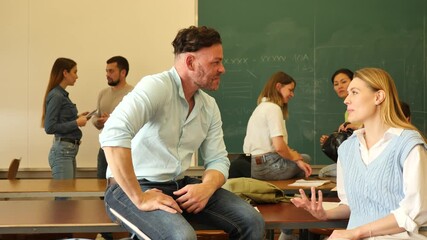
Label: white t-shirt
xmin=243 ymin=100 xmax=287 ymax=155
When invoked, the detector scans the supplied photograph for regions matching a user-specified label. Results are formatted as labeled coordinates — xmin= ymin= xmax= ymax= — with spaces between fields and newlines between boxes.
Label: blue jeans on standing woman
xmin=48 ymin=139 xmax=78 ymax=179
xmin=104 ymin=176 xmax=265 ymax=240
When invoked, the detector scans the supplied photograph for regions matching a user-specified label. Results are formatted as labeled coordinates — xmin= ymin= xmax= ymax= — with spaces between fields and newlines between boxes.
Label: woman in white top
xmin=291 ymin=68 xmax=427 ymax=239
xmin=243 ymin=71 xmax=312 ymax=180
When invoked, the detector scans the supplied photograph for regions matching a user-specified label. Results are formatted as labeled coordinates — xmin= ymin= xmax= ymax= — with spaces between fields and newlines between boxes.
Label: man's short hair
xmin=107 ymin=56 xmax=129 ymax=77
xmin=172 ymin=26 xmax=222 ymax=55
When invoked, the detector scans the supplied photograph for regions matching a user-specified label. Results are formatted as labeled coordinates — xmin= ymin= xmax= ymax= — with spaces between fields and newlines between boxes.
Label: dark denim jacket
xmin=44 ymin=85 xmax=82 ymax=140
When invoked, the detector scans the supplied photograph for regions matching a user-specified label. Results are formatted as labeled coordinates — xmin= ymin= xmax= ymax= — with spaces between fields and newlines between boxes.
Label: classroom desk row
xmin=0 ymin=178 xmax=106 ymax=198
xmin=0 ymin=199 xmax=348 ymax=239
xmin=0 ymin=178 xmax=340 ymax=239
xmin=0 ymin=177 xmax=336 ymax=198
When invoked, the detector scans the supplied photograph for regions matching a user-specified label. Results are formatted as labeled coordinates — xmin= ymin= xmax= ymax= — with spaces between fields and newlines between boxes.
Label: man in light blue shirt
xmin=100 ymin=26 xmax=264 ymax=240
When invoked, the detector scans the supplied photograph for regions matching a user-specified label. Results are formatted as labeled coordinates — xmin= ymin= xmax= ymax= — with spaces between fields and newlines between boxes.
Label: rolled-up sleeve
xmin=199 ymin=100 xmax=230 ymax=179
xmin=100 ymin=80 xmax=157 ymax=149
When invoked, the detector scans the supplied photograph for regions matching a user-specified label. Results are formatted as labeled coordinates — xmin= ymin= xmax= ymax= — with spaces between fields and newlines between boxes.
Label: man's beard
xmin=108 ymin=79 xmax=120 ymax=86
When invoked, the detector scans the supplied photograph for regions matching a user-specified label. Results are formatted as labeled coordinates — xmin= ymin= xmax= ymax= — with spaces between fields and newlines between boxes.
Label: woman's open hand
xmin=290 ymin=187 xmax=328 ymax=220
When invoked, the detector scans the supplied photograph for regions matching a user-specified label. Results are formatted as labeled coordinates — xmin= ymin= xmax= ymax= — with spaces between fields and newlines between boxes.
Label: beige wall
xmin=0 ymin=0 xmax=197 ymax=169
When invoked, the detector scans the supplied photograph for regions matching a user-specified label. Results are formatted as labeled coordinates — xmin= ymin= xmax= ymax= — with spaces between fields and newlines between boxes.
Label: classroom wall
xmin=0 ymin=0 xmax=196 ymax=169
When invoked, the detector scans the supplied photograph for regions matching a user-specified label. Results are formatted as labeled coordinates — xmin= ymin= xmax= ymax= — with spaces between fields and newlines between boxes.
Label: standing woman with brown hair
xmin=41 ymin=58 xmax=89 ymax=180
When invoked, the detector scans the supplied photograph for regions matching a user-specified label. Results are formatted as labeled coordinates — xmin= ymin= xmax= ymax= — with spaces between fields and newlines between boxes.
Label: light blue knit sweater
xmin=338 ymin=130 xmax=426 ymax=229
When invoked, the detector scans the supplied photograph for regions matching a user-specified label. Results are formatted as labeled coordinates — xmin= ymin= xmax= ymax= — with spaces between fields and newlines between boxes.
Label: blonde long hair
xmin=257 ymin=71 xmax=296 ymax=119
xmin=354 ymin=68 xmax=426 ymax=142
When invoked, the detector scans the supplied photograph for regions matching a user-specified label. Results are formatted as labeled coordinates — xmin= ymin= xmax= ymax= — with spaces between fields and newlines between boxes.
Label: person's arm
xmin=101 ymin=78 xmax=182 ymax=213
xmin=174 ymin=99 xmax=228 ymax=213
xmin=174 ymin=169 xmax=226 ymax=214
xmin=104 ymin=146 xmax=182 ymax=214
xmin=272 ymin=136 xmax=301 ymax=161
xmin=392 ymin=145 xmax=427 ymax=231
xmin=92 ymin=112 xmax=109 ymax=130
xmin=103 ymin=146 xmax=143 ymax=203
xmin=291 ymin=187 xmax=351 ymax=220
xmin=44 ymin=93 xmax=81 ymax=134
xmin=329 ymin=145 xmax=427 ymax=239
xmin=330 ymin=215 xmax=404 ymax=239
xmin=91 ymin=93 xmax=101 ymax=129
xmin=272 ymin=136 xmax=312 ymax=177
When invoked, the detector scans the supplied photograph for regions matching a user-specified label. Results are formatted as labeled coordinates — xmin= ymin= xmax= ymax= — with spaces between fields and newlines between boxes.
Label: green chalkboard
xmin=199 ymin=0 xmax=427 ymax=164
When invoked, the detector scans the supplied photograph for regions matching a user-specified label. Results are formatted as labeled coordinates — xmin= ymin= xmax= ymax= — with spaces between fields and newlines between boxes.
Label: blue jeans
xmin=48 ymin=139 xmax=78 ymax=179
xmin=104 ymin=176 xmax=265 ymax=240
xmin=251 ymin=152 xmax=311 ymax=180
xmin=318 ymin=163 xmax=337 ymax=178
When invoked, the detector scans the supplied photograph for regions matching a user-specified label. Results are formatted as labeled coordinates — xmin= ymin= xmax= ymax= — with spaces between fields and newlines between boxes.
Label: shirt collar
xmin=55 ymin=85 xmax=69 ymax=97
xmin=355 ymin=127 xmax=403 ymax=148
xmin=170 ymin=67 xmax=200 ymax=100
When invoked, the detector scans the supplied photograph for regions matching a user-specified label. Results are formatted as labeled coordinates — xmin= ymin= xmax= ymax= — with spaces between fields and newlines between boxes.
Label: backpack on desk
xmin=222 ymin=177 xmax=290 ymax=205
xmin=321 ymin=128 xmax=353 ymax=163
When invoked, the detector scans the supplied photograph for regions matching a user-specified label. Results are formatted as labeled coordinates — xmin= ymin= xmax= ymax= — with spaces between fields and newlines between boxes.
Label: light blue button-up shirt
xmin=100 ymin=67 xmax=229 ymax=182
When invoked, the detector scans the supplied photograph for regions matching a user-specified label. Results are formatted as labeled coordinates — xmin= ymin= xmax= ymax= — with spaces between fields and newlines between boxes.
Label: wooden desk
xmin=258 ymin=202 xmax=347 ymax=240
xmin=0 ymin=199 xmax=227 ymax=239
xmin=265 ymin=177 xmax=336 ymax=194
xmin=0 ymin=199 xmax=347 ymax=238
xmin=0 ymin=179 xmax=106 ymax=198
xmin=0 ymin=199 xmax=123 ymax=234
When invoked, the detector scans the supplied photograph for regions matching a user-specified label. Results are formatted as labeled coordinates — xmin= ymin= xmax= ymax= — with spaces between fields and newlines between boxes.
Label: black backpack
xmin=321 ymin=128 xmax=354 ymax=162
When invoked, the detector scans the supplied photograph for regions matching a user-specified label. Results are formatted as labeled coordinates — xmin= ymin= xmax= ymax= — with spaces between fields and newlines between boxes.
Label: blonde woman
xmin=291 ymin=68 xmax=427 ymax=239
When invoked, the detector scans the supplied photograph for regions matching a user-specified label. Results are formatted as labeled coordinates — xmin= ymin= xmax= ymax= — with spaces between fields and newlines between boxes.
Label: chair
xmin=7 ymin=158 xmax=21 ymax=180
xmin=228 ymin=153 xmax=251 ymax=178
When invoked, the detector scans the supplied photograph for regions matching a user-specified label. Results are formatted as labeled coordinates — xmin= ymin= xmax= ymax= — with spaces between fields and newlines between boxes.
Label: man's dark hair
xmin=172 ymin=26 xmax=222 ymax=55
xmin=107 ymin=56 xmax=129 ymax=77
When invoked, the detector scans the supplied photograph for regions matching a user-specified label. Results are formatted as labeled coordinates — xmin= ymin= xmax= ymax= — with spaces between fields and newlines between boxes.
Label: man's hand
xmin=173 ymin=183 xmax=216 ymax=214
xmin=136 ymin=188 xmax=182 ymax=214
xmin=95 ymin=112 xmax=110 ymax=129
